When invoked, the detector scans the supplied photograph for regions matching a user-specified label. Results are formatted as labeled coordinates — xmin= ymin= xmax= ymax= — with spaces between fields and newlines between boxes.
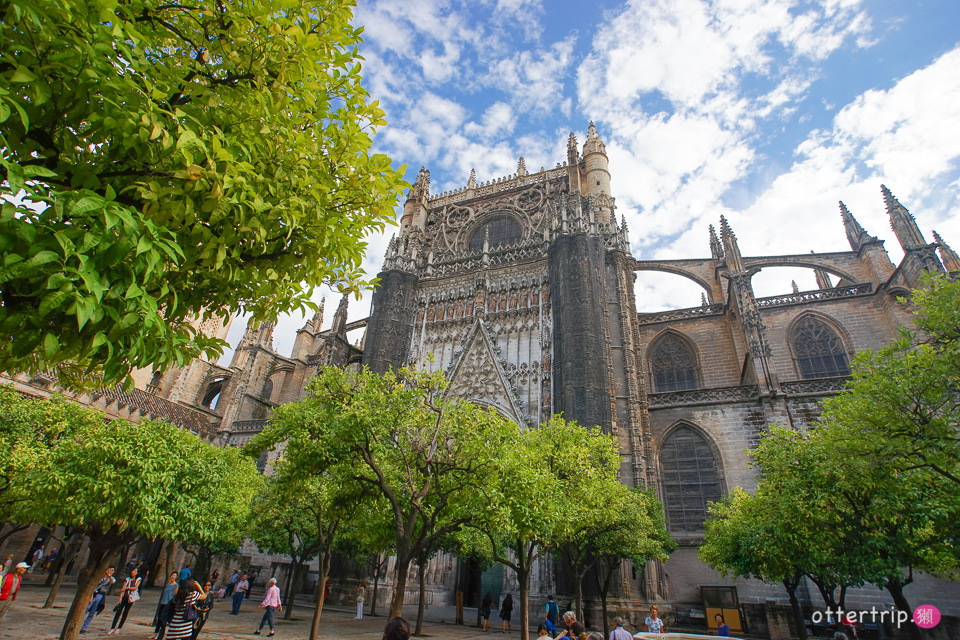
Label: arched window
xmin=659 ymin=425 xmax=723 ymax=533
xmin=650 ymin=333 xmax=699 ymax=392
xmin=468 ymin=215 xmax=522 ymax=252
xmin=262 ymin=379 xmax=274 ymax=402
xmin=792 ymin=315 xmax=850 ymax=379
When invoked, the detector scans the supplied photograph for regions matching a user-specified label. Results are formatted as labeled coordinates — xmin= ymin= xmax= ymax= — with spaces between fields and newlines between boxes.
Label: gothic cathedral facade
xmin=5 ymin=124 xmax=960 ymax=624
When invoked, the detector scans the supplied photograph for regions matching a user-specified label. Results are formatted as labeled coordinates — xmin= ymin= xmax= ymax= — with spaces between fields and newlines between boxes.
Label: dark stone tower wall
xmin=361 ymin=269 xmax=420 ymax=373
xmin=548 ymin=233 xmax=612 ymax=431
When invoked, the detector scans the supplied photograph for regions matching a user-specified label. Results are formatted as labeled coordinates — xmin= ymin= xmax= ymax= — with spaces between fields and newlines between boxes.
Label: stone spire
xmin=700 ymin=292 xmax=708 ymax=307
xmin=882 ymin=185 xmax=927 ymax=250
xmin=400 ymin=167 xmax=430 ymax=236
xmin=719 ymin=216 xmax=743 ymax=271
xmin=933 ymin=230 xmax=960 ymax=272
xmin=331 ymin=293 xmax=349 ymax=335
xmin=567 ymin=132 xmax=579 ymax=158
xmin=791 ymin=280 xmax=800 ymax=294
xmin=709 ymin=224 xmax=724 ymax=263
xmin=814 ymin=269 xmax=833 ymax=290
xmin=307 ymin=297 xmax=325 ymax=333
xmin=517 ymin=157 xmax=528 ymax=177
xmin=566 ymin=131 xmax=581 ymax=192
xmin=582 ymin=121 xmax=606 ymax=155
xmin=840 ymin=201 xmax=879 ymax=252
xmin=409 ymin=166 xmax=431 ymax=201
xmin=467 ymin=168 xmax=477 ymax=189
xmin=240 ymin=316 xmax=275 ymax=350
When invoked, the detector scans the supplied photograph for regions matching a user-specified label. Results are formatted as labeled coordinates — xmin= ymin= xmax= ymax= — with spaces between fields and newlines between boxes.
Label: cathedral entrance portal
xmin=456 ymin=558 xmax=503 ymax=609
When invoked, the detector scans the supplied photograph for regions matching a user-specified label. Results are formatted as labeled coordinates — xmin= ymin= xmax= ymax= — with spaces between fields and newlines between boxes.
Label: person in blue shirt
xmin=716 ymin=613 xmax=731 ymax=636
xmin=153 ymin=572 xmax=178 ymax=640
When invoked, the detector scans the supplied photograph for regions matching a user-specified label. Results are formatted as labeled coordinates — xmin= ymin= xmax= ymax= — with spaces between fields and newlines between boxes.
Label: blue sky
xmin=226 ymin=0 xmax=960 ymax=358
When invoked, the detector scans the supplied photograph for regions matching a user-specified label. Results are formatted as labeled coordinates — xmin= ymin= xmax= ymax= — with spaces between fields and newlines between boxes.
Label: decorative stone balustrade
xmin=648 ymin=384 xmax=760 ymax=408
xmin=637 ymin=304 xmax=725 ymax=324
xmin=756 ymin=283 xmax=873 ymax=308
xmin=778 ymin=377 xmax=850 ymax=395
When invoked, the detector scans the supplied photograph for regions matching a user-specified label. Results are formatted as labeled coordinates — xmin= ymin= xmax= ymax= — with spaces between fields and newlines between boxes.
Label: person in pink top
xmin=254 ymin=578 xmax=282 ymax=636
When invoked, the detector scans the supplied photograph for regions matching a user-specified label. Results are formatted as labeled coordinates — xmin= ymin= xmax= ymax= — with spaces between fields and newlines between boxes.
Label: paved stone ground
xmin=0 ymin=585 xmax=546 ymax=640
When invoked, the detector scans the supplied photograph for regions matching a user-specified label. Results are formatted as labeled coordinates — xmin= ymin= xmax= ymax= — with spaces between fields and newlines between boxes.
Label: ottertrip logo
xmin=810 ymin=605 xmax=941 ymax=629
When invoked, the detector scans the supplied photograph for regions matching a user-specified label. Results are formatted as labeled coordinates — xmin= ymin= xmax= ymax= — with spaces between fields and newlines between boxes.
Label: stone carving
xmin=638 ymin=304 xmax=724 ymax=324
xmin=647 ymin=385 xmax=761 ymax=408
xmin=779 ymin=377 xmax=850 ymax=396
xmin=445 ymin=320 xmax=523 ymax=422
xmin=755 ymin=283 xmax=873 ymax=308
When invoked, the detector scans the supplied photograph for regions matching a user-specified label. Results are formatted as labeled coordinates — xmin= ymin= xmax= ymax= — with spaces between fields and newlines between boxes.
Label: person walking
xmin=544 ymin=595 xmax=559 ymax=632
xmin=609 ymin=616 xmax=632 ymax=640
xmin=153 ymin=572 xmax=179 ymax=640
xmin=81 ymin=567 xmax=117 ymax=633
xmin=254 ymin=577 xmax=282 ymax=636
xmin=230 ymin=574 xmax=249 ymax=614
xmin=500 ymin=593 xmax=513 ymax=633
xmin=0 ymin=562 xmax=28 ymax=621
xmin=480 ymin=591 xmax=494 ymax=631
xmin=31 ymin=545 xmax=44 ymax=572
xmin=354 ymin=582 xmax=365 ymax=620
xmin=225 ymin=570 xmax=240 ymax=596
xmin=108 ymin=567 xmax=142 ymax=635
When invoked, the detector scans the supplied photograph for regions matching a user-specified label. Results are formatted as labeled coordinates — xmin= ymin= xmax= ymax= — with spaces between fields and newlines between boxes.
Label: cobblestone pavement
xmin=0 ymin=585 xmax=542 ymax=640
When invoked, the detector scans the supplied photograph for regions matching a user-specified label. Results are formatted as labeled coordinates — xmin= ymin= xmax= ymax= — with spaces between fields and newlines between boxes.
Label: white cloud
xmin=482 ymin=35 xmax=577 ymax=114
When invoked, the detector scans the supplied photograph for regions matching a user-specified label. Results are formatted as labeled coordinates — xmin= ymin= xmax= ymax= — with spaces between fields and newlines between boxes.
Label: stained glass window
xmin=793 ymin=315 xmax=850 ymax=379
xmin=468 ymin=215 xmax=522 ymax=252
xmin=660 ymin=425 xmax=723 ymax=533
xmin=651 ymin=334 xmax=699 ymax=392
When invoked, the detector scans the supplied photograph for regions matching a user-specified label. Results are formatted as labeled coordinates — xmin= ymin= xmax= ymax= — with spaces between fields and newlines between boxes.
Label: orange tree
xmin=0 ymin=0 xmax=405 ymax=386
xmin=1 ymin=390 xmax=261 ymax=640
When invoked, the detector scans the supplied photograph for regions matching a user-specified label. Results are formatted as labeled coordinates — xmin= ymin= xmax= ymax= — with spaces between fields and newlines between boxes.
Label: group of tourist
xmin=533 ymin=601 xmax=732 ymax=640
xmin=478 ymin=590 xmax=515 ymax=632
xmin=76 ymin=564 xmax=282 ymax=638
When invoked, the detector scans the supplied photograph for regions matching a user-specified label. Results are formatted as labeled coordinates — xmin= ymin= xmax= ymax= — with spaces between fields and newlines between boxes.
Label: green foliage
xmin=819 ymin=274 xmax=960 ymax=497
xmin=0 ymin=385 xmax=104 ymax=512
xmin=587 ymin=485 xmax=675 ymax=566
xmin=1 ymin=389 xmax=261 ymax=545
xmin=0 ymin=0 xmax=406 ymax=385
xmin=251 ymin=364 xmax=518 ymax=616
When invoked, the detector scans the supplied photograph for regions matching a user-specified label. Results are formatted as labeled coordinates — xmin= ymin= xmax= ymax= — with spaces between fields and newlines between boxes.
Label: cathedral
xmin=5 ymin=124 xmax=960 ymax=633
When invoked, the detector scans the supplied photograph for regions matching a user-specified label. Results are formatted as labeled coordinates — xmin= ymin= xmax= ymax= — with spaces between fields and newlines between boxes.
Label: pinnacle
xmin=719 ymin=215 xmax=735 ymax=238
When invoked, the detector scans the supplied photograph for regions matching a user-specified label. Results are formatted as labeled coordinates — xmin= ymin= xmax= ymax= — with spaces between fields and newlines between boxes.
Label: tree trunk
xmin=573 ymin=568 xmax=585 ymax=623
xmin=370 ymin=553 xmax=385 ymax=617
xmin=885 ymin=579 xmax=921 ymax=640
xmin=517 ymin=564 xmax=531 ymax=640
xmin=284 ymin=562 xmax=305 ymax=620
xmin=142 ymin=537 xmax=165 ymax=588
xmin=283 ymin=563 xmax=295 ymax=619
xmin=415 ymin=561 xmax=427 ymax=636
xmin=388 ymin=552 xmax=412 ymax=618
xmin=309 ymin=553 xmax=332 ymax=640
xmin=783 ymin=574 xmax=807 ymax=640
xmin=809 ymin=576 xmax=838 ymax=611
xmin=195 ymin=545 xmax=212 ymax=580
xmin=0 ymin=522 xmax=28 ymax=548
xmin=58 ymin=532 xmax=124 ymax=640
xmin=597 ymin=564 xmax=610 ymax=638
xmin=160 ymin=541 xmax=177 ymax=585
xmin=44 ymin=533 xmax=84 ymax=608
